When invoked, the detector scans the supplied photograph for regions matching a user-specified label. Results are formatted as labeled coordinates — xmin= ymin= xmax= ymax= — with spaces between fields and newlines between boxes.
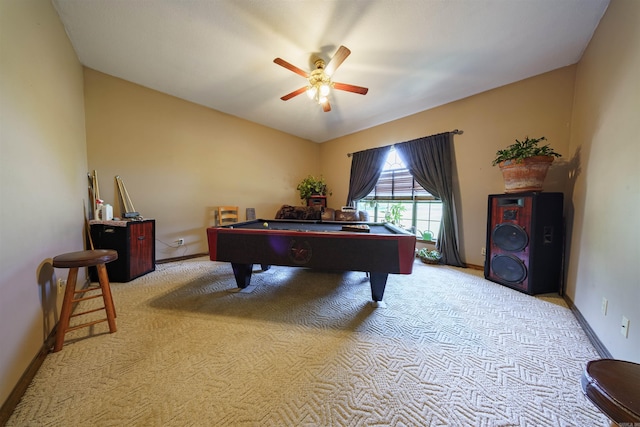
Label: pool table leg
xmin=369 ymin=272 xmax=388 ymax=302
xmin=231 ymin=263 xmax=253 ymax=288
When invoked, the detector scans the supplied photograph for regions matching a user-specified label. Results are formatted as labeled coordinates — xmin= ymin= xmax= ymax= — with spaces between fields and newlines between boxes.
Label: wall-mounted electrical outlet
xmin=481 ymin=247 xmax=486 ymax=256
xmin=601 ymin=297 xmax=608 ymax=315
xmin=57 ymin=278 xmax=66 ymax=294
xmin=177 ymin=238 xmax=185 ymax=246
xmin=621 ymin=316 xmax=630 ymax=338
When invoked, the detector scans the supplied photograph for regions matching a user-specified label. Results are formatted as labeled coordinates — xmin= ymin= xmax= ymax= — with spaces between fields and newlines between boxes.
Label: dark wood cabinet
xmin=307 ymin=196 xmax=327 ymax=208
xmin=90 ymin=219 xmax=155 ymax=282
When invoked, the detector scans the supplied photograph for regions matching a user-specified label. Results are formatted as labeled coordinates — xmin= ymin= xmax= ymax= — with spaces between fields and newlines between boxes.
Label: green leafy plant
xmin=418 ymin=248 xmax=442 ymax=263
xmin=384 ymin=203 xmax=406 ymax=225
xmin=492 ymin=136 xmax=562 ymax=166
xmin=296 ymin=175 xmax=331 ymax=200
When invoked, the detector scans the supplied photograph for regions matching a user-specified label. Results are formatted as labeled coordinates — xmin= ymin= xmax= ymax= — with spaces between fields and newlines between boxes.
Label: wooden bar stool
xmin=581 ymin=359 xmax=640 ymax=425
xmin=52 ymin=249 xmax=118 ymax=352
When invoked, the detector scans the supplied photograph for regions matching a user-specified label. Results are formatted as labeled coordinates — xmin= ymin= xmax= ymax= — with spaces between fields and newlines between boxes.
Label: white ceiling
xmin=52 ymin=0 xmax=609 ymax=143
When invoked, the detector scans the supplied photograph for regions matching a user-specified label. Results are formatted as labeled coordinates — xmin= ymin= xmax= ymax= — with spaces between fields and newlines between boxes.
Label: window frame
xmin=356 ymin=147 xmax=442 ymax=241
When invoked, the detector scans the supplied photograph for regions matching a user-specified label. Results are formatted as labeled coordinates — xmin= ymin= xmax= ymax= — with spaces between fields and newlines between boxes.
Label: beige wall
xmin=0 ymin=0 xmax=88 ymax=405
xmin=566 ymin=0 xmax=639 ymax=361
xmin=84 ymin=69 xmax=319 ymax=260
xmin=320 ymin=67 xmax=575 ymax=267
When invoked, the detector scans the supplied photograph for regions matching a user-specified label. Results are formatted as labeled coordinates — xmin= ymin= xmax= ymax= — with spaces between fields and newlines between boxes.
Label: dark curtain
xmin=395 ymin=133 xmax=465 ymax=267
xmin=346 ymin=146 xmax=391 ymax=206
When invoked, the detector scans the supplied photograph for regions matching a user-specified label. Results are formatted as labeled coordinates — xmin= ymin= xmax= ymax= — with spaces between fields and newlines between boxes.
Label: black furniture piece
xmin=275 ymin=205 xmax=369 ymax=221
xmin=207 ymin=219 xmax=416 ymax=302
xmin=581 ymin=359 xmax=640 ymax=424
xmin=90 ymin=219 xmax=155 ymax=282
xmin=485 ymin=192 xmax=563 ymax=295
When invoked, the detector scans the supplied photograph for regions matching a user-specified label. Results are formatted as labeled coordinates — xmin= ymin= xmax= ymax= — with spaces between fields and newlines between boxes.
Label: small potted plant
xmin=418 ymin=248 xmax=442 ymax=264
xmin=492 ymin=136 xmax=562 ymax=193
xmin=296 ymin=175 xmax=331 ymax=201
xmin=384 ymin=203 xmax=406 ymax=225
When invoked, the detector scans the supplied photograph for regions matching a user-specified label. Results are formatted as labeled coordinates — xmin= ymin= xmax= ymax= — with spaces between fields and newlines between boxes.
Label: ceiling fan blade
xmin=333 ymin=82 xmax=369 ymax=95
xmin=280 ymin=87 xmax=307 ymax=101
xmin=322 ymin=101 xmax=331 ymax=112
xmin=274 ymin=58 xmax=309 ymax=78
xmin=325 ymin=45 xmax=351 ymax=76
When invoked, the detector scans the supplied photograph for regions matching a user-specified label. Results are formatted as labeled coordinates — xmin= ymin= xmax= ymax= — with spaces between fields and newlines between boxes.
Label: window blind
xmin=363 ymin=169 xmax=435 ymax=200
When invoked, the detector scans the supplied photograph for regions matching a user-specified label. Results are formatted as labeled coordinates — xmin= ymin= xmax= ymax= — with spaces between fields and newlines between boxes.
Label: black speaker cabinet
xmin=485 ymin=192 xmax=563 ymax=295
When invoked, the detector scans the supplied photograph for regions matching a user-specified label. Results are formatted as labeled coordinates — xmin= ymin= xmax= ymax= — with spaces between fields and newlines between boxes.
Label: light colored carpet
xmin=8 ymin=257 xmax=608 ymax=426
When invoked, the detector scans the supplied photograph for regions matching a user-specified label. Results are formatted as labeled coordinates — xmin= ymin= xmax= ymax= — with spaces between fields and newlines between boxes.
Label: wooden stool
xmin=52 ymin=249 xmax=118 ymax=352
xmin=581 ymin=359 xmax=640 ymax=425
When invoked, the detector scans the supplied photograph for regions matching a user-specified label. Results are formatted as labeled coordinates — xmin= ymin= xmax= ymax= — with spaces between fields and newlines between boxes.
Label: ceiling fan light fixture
xmin=274 ymin=45 xmax=368 ymax=112
xmin=319 ymin=83 xmax=330 ymax=97
xmin=306 ymin=81 xmax=331 ymax=104
xmin=306 ymin=86 xmax=317 ymax=99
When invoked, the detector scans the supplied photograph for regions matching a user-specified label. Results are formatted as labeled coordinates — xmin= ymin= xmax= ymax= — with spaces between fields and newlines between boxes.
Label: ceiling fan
xmin=273 ymin=45 xmax=368 ymax=112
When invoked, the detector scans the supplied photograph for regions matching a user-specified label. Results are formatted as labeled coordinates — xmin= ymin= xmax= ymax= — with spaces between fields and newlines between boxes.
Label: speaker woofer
xmin=492 ymin=223 xmax=528 ymax=252
xmin=491 ymin=254 xmax=527 ymax=283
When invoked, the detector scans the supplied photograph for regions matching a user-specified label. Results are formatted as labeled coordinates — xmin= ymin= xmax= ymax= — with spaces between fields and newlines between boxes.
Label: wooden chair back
xmin=217 ymin=206 xmax=239 ymax=225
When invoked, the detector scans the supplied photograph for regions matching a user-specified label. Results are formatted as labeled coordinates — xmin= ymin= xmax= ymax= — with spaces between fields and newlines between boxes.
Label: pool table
xmin=206 ymin=219 xmax=416 ymax=302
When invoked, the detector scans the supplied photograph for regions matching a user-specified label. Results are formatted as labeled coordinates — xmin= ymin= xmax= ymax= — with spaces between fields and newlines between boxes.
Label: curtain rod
xmin=346 ymin=129 xmax=463 ymax=157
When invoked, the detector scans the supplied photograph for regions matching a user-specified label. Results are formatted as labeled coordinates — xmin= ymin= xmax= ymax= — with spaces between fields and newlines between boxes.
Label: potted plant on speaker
xmin=492 ymin=136 xmax=562 ymax=193
xmin=296 ymin=175 xmax=332 ymax=203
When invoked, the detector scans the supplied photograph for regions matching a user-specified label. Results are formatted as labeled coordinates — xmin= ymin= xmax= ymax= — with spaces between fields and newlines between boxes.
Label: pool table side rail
xmin=206 ymin=222 xmax=416 ymax=274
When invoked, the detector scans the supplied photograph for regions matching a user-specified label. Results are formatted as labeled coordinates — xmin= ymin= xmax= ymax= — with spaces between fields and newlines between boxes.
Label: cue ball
xmin=263 ymin=222 xmax=269 ymax=228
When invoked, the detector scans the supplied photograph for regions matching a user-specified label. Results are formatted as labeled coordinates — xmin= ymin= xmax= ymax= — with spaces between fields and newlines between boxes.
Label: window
xmin=356 ymin=147 xmax=442 ymax=240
